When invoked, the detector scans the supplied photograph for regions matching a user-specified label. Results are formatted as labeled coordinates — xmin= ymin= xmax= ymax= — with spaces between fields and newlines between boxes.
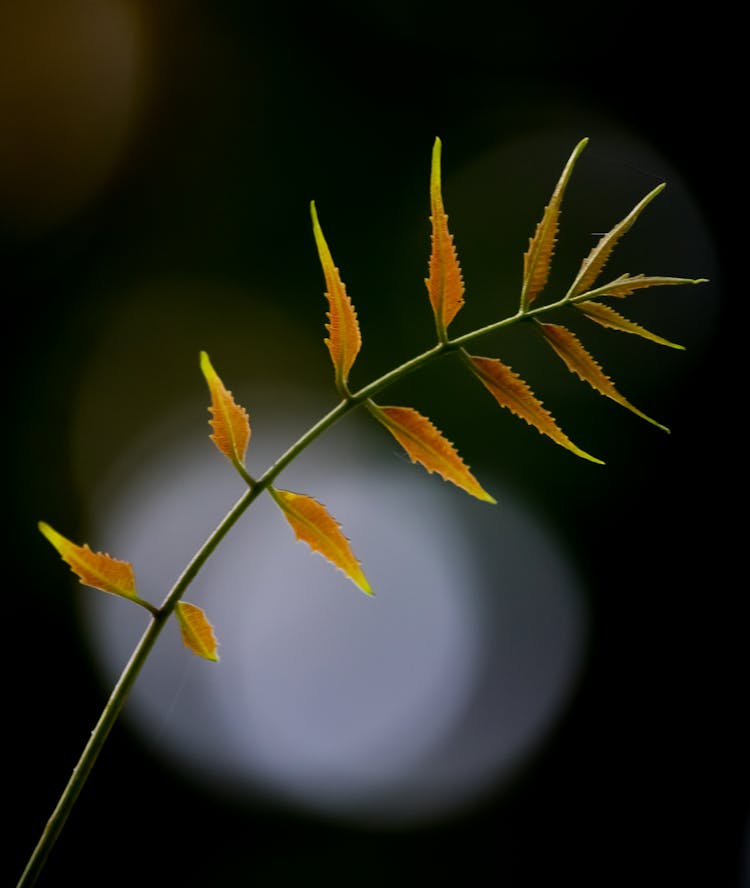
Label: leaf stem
xmin=16 ymin=290 xmax=601 ymax=887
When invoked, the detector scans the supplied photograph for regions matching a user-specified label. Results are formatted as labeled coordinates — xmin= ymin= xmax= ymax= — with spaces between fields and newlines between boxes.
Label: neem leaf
xmin=270 ymin=487 xmax=372 ymax=595
xmin=576 ymin=300 xmax=685 ymax=349
xmin=200 ymin=351 xmax=250 ymax=467
xmin=367 ymin=402 xmax=496 ymax=503
xmin=425 ymin=137 xmax=465 ymax=337
xmin=566 ymin=184 xmax=665 ymax=299
xmin=175 ymin=602 xmax=219 ymax=662
xmin=521 ymin=138 xmax=588 ymax=311
xmin=574 ymin=273 xmax=706 ymax=300
xmin=537 ymin=321 xmax=669 ymax=432
xmin=311 ymin=201 xmax=362 ymax=388
xmin=38 ymin=521 xmax=144 ymax=605
xmin=465 ymin=353 xmax=603 ymax=463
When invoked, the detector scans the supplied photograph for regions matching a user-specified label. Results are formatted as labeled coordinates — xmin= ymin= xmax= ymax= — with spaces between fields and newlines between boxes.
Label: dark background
xmin=4 ymin=2 xmax=745 ymax=886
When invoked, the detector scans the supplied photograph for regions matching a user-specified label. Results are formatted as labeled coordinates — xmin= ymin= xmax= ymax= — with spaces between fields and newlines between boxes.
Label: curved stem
xmin=18 ymin=294 xmax=573 ymax=887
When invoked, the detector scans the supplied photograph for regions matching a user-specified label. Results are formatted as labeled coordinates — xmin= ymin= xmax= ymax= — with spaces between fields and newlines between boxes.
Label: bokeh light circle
xmin=84 ymin=388 xmax=587 ymax=825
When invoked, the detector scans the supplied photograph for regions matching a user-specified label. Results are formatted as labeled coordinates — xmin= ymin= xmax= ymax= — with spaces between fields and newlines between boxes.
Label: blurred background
xmin=4 ymin=2 xmax=744 ymax=886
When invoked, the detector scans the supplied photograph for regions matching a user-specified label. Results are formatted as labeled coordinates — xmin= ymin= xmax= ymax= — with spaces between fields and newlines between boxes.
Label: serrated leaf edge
xmin=566 ymin=185 xmax=665 ymax=300
xmin=425 ymin=136 xmax=465 ymax=338
xmin=536 ymin=321 xmax=669 ymax=432
xmin=310 ymin=201 xmax=362 ymax=389
xmin=366 ymin=401 xmax=496 ymax=503
xmin=464 ymin=352 xmax=603 ymax=463
xmin=175 ymin=601 xmax=219 ymax=661
xmin=200 ymin=351 xmax=251 ymax=468
xmin=269 ymin=486 xmax=372 ymax=595
xmin=575 ymin=300 xmax=684 ymax=349
xmin=521 ymin=137 xmax=588 ymax=310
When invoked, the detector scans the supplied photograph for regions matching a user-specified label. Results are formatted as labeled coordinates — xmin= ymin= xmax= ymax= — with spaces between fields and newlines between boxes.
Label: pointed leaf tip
xmin=426 ymin=137 xmax=465 ymax=337
xmin=39 ymin=521 xmax=141 ymax=603
xmin=200 ymin=351 xmax=251 ymax=466
xmin=367 ymin=402 xmax=496 ymax=502
xmin=311 ymin=202 xmax=362 ymax=388
xmin=270 ymin=487 xmax=372 ymax=595
xmin=175 ymin=602 xmax=219 ymax=661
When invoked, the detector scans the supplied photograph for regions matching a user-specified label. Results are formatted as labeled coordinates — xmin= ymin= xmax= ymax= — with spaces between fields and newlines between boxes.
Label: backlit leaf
xmin=200 ymin=351 xmax=250 ymax=466
xmin=175 ymin=602 xmax=219 ymax=662
xmin=521 ymin=138 xmax=588 ymax=310
xmin=576 ymin=300 xmax=684 ymax=349
xmin=537 ymin=321 xmax=669 ymax=431
xmin=270 ymin=487 xmax=372 ymax=595
xmin=425 ymin=137 xmax=465 ymax=336
xmin=574 ymin=273 xmax=706 ymax=300
xmin=39 ymin=521 xmax=140 ymax=603
xmin=367 ymin=402 xmax=496 ymax=503
xmin=566 ymin=184 xmax=664 ymax=299
xmin=465 ymin=353 xmax=603 ymax=463
xmin=311 ymin=201 xmax=362 ymax=388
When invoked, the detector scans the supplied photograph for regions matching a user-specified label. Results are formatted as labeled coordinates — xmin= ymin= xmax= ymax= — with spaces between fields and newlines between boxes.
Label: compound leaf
xmin=367 ymin=402 xmax=496 ymax=503
xmin=425 ymin=137 xmax=465 ymax=337
xmin=200 ymin=351 xmax=250 ymax=467
xmin=175 ymin=602 xmax=219 ymax=662
xmin=567 ymin=184 xmax=664 ymax=299
xmin=311 ymin=201 xmax=362 ymax=388
xmin=576 ymin=300 xmax=684 ymax=349
xmin=39 ymin=521 xmax=144 ymax=606
xmin=521 ymin=138 xmax=588 ymax=310
xmin=270 ymin=487 xmax=372 ymax=595
xmin=465 ymin=353 xmax=603 ymax=463
xmin=537 ymin=321 xmax=669 ymax=431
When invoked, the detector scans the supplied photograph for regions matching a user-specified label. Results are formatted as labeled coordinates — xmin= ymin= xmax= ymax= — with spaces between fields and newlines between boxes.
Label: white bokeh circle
xmin=84 ymin=389 xmax=587 ymax=825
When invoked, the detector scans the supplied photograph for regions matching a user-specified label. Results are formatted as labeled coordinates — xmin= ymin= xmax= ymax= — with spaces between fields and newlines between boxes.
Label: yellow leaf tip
xmin=38 ymin=520 xmax=58 ymax=545
xmin=38 ymin=520 xmax=66 ymax=548
xmin=199 ymin=350 xmax=213 ymax=376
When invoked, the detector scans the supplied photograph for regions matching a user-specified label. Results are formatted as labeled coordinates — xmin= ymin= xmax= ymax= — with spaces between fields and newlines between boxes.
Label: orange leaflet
xmin=200 ymin=351 xmax=251 ymax=466
xmin=367 ymin=403 xmax=496 ymax=503
xmin=576 ymin=300 xmax=684 ymax=349
xmin=311 ymin=201 xmax=362 ymax=388
xmin=566 ymin=184 xmax=664 ymax=299
xmin=425 ymin=137 xmax=464 ymax=336
xmin=270 ymin=488 xmax=372 ymax=595
xmin=536 ymin=322 xmax=669 ymax=432
xmin=521 ymin=138 xmax=588 ymax=311
xmin=38 ymin=521 xmax=139 ymax=602
xmin=465 ymin=354 xmax=603 ymax=463
xmin=175 ymin=602 xmax=219 ymax=662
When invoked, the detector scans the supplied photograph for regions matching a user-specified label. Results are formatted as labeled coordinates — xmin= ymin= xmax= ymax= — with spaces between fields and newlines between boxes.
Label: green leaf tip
xmin=432 ymin=136 xmax=442 ymax=168
xmin=566 ymin=181 xmax=669 ymax=301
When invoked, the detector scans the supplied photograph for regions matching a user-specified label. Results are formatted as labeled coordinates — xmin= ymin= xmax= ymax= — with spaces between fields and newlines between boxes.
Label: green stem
xmin=18 ymin=295 xmax=571 ymax=887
